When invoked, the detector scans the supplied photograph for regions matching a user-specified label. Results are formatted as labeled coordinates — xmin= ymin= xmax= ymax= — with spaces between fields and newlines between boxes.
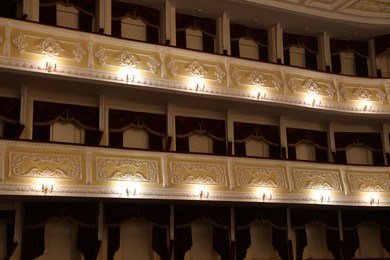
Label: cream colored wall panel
xmin=186 ymin=28 xmax=203 ymax=51
xmin=168 ymin=157 xmax=229 ymax=191
xmin=233 ymin=162 xmax=288 ymax=192
xmin=0 ymin=26 xmax=4 ymax=56
xmin=56 ymin=4 xmax=79 ymax=30
xmin=346 ymin=171 xmax=390 ymax=194
xmin=93 ymin=153 xmax=162 ymax=186
xmin=291 ymin=167 xmax=343 ymax=194
xmin=121 ymin=17 xmax=147 ymax=42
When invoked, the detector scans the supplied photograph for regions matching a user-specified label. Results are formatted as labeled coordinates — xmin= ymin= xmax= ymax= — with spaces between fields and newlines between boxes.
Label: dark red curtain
xmin=105 ymin=203 xmax=169 ymax=260
xmin=111 ymin=0 xmax=160 ymax=43
xmin=0 ymin=211 xmax=17 ymax=259
xmin=176 ymin=13 xmax=216 ymax=53
xmin=109 ymin=109 xmax=166 ymax=151
xmin=375 ymin=34 xmax=390 ymax=56
xmin=174 ymin=205 xmax=230 ymax=260
xmin=334 ymin=132 xmax=384 ymax=165
xmin=283 ymin=33 xmax=318 ymax=70
xmin=230 ymin=23 xmax=268 ymax=62
xmin=21 ymin=202 xmax=100 ymax=260
xmin=286 ymin=128 xmax=329 ymax=162
xmin=32 ymin=101 xmax=101 ymax=145
xmin=0 ymin=97 xmax=23 ymax=139
xmin=331 ymin=53 xmax=342 ymax=74
xmin=175 ymin=116 xmax=226 ymax=155
xmin=39 ymin=0 xmax=95 ymax=32
xmin=234 ymin=122 xmax=281 ymax=158
xmin=0 ymin=0 xmax=17 ymax=19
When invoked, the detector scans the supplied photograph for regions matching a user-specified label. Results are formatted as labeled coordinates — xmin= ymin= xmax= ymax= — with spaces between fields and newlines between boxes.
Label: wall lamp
xmin=199 ymin=190 xmax=209 ymax=199
xmin=42 ymin=184 xmax=53 ymax=194
xmin=46 ymin=61 xmax=57 ymax=73
xmin=320 ymin=194 xmax=330 ymax=203
xmin=262 ymin=192 xmax=272 ymax=202
xmin=257 ymin=90 xmax=266 ymax=100
xmin=126 ymin=187 xmax=137 ymax=196
xmin=369 ymin=196 xmax=379 ymax=206
xmin=196 ymin=82 xmax=206 ymax=92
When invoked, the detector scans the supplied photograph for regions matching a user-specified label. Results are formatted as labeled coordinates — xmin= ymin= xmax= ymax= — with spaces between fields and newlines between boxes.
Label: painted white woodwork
xmin=339 ymin=52 xmax=356 ymax=76
xmin=244 ymin=222 xmax=281 ymax=260
xmin=35 ymin=221 xmax=82 ymax=260
xmin=186 ymin=28 xmax=203 ymax=51
xmin=239 ymin=38 xmax=258 ymax=60
xmin=51 ymin=121 xmax=84 ymax=144
xmin=123 ymin=128 xmax=149 ymax=149
xmin=113 ymin=220 xmax=158 ymax=260
xmin=289 ymin=47 xmax=305 ymax=68
xmin=295 ymin=143 xmax=316 ymax=161
xmin=189 ymin=133 xmax=213 ymax=154
xmin=56 ymin=4 xmax=78 ymax=30
xmin=121 ymin=17 xmax=147 ymax=41
xmin=245 ymin=138 xmax=269 ymax=157
xmin=0 ymin=224 xmax=6 ymax=260
xmin=97 ymin=0 xmax=112 ymax=35
xmin=355 ymin=222 xmax=390 ymax=258
xmin=346 ymin=145 xmax=373 ymax=165
xmin=302 ymin=223 xmax=334 ymax=259
xmin=184 ymin=221 xmax=221 ymax=260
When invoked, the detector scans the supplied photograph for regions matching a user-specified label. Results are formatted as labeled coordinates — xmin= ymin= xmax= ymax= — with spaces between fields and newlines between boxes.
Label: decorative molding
xmin=186 ymin=60 xmax=207 ymax=78
xmin=293 ymin=168 xmax=342 ymax=191
xmin=12 ymin=32 xmax=27 ymax=54
xmin=95 ymin=156 xmax=159 ymax=183
xmin=73 ymin=43 xmax=86 ymax=62
xmin=303 ymin=78 xmax=320 ymax=93
xmin=147 ymin=56 xmax=160 ymax=74
xmin=170 ymin=161 xmax=226 ymax=185
xmin=353 ymin=86 xmax=371 ymax=100
xmin=347 ymin=172 xmax=390 ymax=192
xmin=9 ymin=151 xmax=82 ymax=179
xmin=116 ymin=50 xmax=140 ymax=67
xmin=167 ymin=57 xmax=178 ymax=76
xmin=95 ymin=47 xmax=107 ymax=65
xmin=235 ymin=165 xmax=287 ymax=189
xmin=36 ymin=37 xmax=64 ymax=57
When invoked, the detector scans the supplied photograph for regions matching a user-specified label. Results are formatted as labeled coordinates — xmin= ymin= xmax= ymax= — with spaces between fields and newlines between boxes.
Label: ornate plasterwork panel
xmin=292 ymin=168 xmax=342 ymax=192
xmin=165 ymin=54 xmax=226 ymax=86
xmin=339 ymin=83 xmax=387 ymax=104
xmin=95 ymin=155 xmax=160 ymax=184
xmin=349 ymin=0 xmax=390 ymax=13
xmin=234 ymin=164 xmax=288 ymax=190
xmin=286 ymin=74 xmax=336 ymax=100
xmin=347 ymin=171 xmax=390 ymax=193
xmin=169 ymin=159 xmax=228 ymax=189
xmin=230 ymin=65 xmax=282 ymax=92
xmin=9 ymin=29 xmax=88 ymax=66
xmin=93 ymin=44 xmax=160 ymax=76
xmin=8 ymin=149 xmax=82 ymax=180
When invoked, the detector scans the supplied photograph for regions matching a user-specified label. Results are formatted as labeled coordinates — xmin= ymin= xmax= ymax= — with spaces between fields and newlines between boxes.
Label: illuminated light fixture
xmin=196 ymin=82 xmax=206 ymax=92
xmin=369 ymin=196 xmax=379 ymax=206
xmin=199 ymin=190 xmax=209 ymax=199
xmin=125 ymin=68 xmax=135 ymax=83
xmin=42 ymin=183 xmax=53 ymax=194
xmin=45 ymin=60 xmax=57 ymax=72
xmin=262 ymin=192 xmax=272 ymax=202
xmin=320 ymin=194 xmax=330 ymax=203
xmin=307 ymin=93 xmax=321 ymax=107
xmin=257 ymin=90 xmax=267 ymax=100
xmin=126 ymin=187 xmax=137 ymax=196
xmin=363 ymin=103 xmax=372 ymax=112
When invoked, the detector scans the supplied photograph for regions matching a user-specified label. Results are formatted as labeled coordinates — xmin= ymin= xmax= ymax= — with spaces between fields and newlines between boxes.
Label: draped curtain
xmin=333 ymin=132 xmax=384 ymax=165
xmin=0 ymin=210 xmax=17 ymax=260
xmin=105 ymin=203 xmax=169 ymax=260
xmin=175 ymin=116 xmax=226 ymax=155
xmin=330 ymin=39 xmax=369 ymax=77
xmin=20 ymin=202 xmax=101 ymax=260
xmin=286 ymin=128 xmax=329 ymax=162
xmin=234 ymin=122 xmax=281 ymax=158
xmin=39 ymin=0 xmax=95 ymax=32
xmin=32 ymin=101 xmax=102 ymax=145
xmin=291 ymin=208 xmax=341 ymax=260
xmin=283 ymin=33 xmax=318 ymax=70
xmin=111 ymin=0 xmax=160 ymax=43
xmin=174 ymin=205 xmax=230 ymax=260
xmin=375 ymin=34 xmax=390 ymax=56
xmin=0 ymin=0 xmax=17 ymax=19
xmin=230 ymin=23 xmax=268 ymax=62
xmin=176 ymin=13 xmax=216 ymax=53
xmin=109 ymin=109 xmax=166 ymax=151
xmin=0 ymin=97 xmax=24 ymax=139
xmin=235 ymin=207 xmax=288 ymax=260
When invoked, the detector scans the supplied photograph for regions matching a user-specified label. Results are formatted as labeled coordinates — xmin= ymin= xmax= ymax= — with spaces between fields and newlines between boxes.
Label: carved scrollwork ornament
xmin=147 ymin=56 xmax=160 ymax=74
xmin=303 ymin=78 xmax=320 ymax=93
xmin=12 ymin=33 xmax=28 ymax=54
xmin=248 ymin=70 xmax=265 ymax=86
xmin=116 ymin=50 xmax=140 ymax=67
xmin=36 ymin=37 xmax=64 ymax=56
xmin=73 ymin=43 xmax=86 ymax=62
xmin=214 ymin=65 xmax=226 ymax=83
xmin=354 ymin=86 xmax=371 ymax=100
xmin=272 ymin=75 xmax=282 ymax=91
xmin=167 ymin=58 xmax=178 ymax=76
xmin=325 ymin=82 xmax=336 ymax=99
xmin=186 ymin=60 xmax=207 ymax=77
xmin=232 ymin=67 xmax=242 ymax=84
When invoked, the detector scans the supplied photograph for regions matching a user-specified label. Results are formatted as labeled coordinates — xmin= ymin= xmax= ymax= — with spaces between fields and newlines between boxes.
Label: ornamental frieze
xmin=95 ymin=156 xmax=159 ymax=183
xmin=230 ymin=65 xmax=282 ymax=91
xmin=235 ymin=165 xmax=287 ymax=189
xmin=293 ymin=168 xmax=342 ymax=191
xmin=347 ymin=172 xmax=390 ymax=192
xmin=9 ymin=151 xmax=82 ymax=179
xmin=339 ymin=83 xmax=387 ymax=103
xmin=170 ymin=161 xmax=227 ymax=186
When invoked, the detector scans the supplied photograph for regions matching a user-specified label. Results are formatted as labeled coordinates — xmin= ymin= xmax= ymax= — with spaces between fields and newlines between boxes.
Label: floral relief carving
xmin=170 ymin=162 xmax=226 ymax=185
xmin=293 ymin=169 xmax=342 ymax=190
xmin=376 ymin=89 xmax=387 ymax=103
xmin=9 ymin=151 xmax=81 ymax=179
xmin=351 ymin=0 xmax=390 ymax=12
xmin=96 ymin=157 xmax=159 ymax=183
xmin=272 ymin=75 xmax=283 ymax=91
xmin=147 ymin=56 xmax=160 ymax=74
xmin=326 ymin=82 xmax=336 ymax=99
xmin=248 ymin=70 xmax=265 ymax=86
xmin=303 ymin=78 xmax=320 ymax=93
xmin=116 ymin=50 xmax=140 ymax=67
xmin=214 ymin=65 xmax=226 ymax=83
xmin=288 ymin=78 xmax=297 ymax=93
xmin=167 ymin=58 xmax=178 ymax=76
xmin=73 ymin=43 xmax=86 ymax=62
xmin=348 ymin=172 xmax=390 ymax=192
xmin=95 ymin=47 xmax=107 ymax=65
xmin=186 ymin=60 xmax=207 ymax=77
xmin=353 ymin=86 xmax=371 ymax=100
xmin=340 ymin=85 xmax=349 ymax=100
xmin=232 ymin=67 xmax=242 ymax=84
xmin=36 ymin=37 xmax=64 ymax=56
xmin=236 ymin=166 xmax=286 ymax=188
xmin=12 ymin=33 xmax=28 ymax=53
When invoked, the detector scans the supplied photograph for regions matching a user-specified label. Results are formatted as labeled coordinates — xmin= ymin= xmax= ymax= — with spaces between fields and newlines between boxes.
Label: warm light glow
xmin=120 ymin=67 xmax=136 ymax=83
xmin=257 ymin=89 xmax=267 ymax=100
xmin=125 ymin=182 xmax=138 ymax=196
xmin=195 ymin=185 xmax=209 ymax=199
xmin=306 ymin=93 xmax=321 ymax=107
xmin=259 ymin=190 xmax=272 ymax=201
xmin=41 ymin=183 xmax=53 ymax=194
xmin=362 ymin=102 xmax=372 ymax=112
xmin=312 ymin=191 xmax=330 ymax=203
xmin=45 ymin=59 xmax=57 ymax=73
xmin=368 ymin=193 xmax=379 ymax=205
xmin=190 ymin=77 xmax=205 ymax=92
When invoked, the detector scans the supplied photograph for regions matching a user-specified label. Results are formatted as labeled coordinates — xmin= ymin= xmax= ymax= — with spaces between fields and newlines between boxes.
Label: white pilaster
xmin=23 ymin=0 xmax=39 ymax=22
xmin=368 ymin=38 xmax=377 ymax=77
xmin=97 ymin=0 xmax=111 ymax=35
xmin=276 ymin=23 xmax=284 ymax=64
